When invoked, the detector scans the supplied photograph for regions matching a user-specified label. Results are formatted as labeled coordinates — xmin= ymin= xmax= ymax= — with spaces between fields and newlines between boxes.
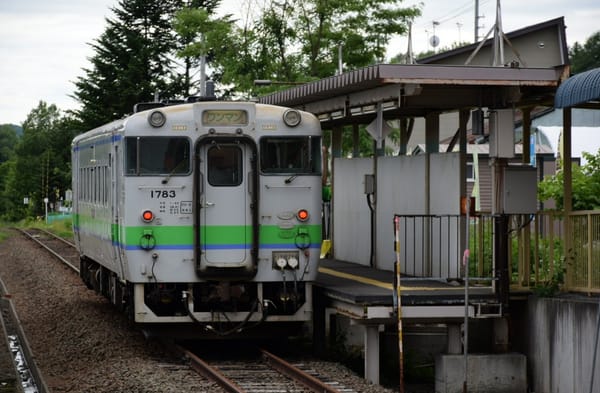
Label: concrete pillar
xmin=493 ymin=317 xmax=510 ymax=353
xmin=447 ymin=324 xmax=463 ymax=354
xmin=364 ymin=325 xmax=381 ymax=384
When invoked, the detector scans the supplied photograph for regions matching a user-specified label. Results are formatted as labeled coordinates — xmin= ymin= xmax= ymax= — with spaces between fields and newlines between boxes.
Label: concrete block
xmin=435 ymin=353 xmax=527 ymax=393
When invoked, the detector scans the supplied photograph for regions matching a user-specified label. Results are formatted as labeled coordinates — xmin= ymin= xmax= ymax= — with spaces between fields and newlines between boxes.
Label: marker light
xmin=297 ymin=209 xmax=309 ymax=222
xmin=288 ymin=256 xmax=299 ymax=269
xmin=282 ymin=109 xmax=301 ymax=127
xmin=276 ymin=257 xmax=287 ymax=269
xmin=142 ymin=210 xmax=155 ymax=222
xmin=148 ymin=110 xmax=166 ymax=128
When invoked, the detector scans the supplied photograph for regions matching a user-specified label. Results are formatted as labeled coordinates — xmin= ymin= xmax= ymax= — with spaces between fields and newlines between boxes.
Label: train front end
xmin=122 ymin=101 xmax=322 ymax=336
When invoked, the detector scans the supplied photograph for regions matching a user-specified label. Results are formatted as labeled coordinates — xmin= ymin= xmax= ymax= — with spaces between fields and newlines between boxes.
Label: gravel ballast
xmin=0 ymin=230 xmax=398 ymax=392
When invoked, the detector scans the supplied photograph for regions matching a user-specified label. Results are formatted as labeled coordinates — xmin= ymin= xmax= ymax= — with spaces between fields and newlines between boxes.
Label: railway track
xmin=18 ymin=227 xmax=360 ymax=393
xmin=18 ymin=227 xmax=80 ymax=273
xmin=0 ymin=270 xmax=48 ymax=393
xmin=180 ymin=345 xmax=355 ymax=393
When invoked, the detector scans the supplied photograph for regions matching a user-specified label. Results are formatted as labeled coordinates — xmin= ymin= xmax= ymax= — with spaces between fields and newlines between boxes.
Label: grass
xmin=0 ymin=217 xmax=74 ymax=242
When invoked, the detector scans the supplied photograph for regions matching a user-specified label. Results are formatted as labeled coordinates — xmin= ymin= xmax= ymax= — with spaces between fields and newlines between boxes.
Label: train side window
xmin=207 ymin=145 xmax=242 ymax=186
xmin=260 ymin=136 xmax=321 ymax=175
xmin=125 ymin=137 xmax=190 ymax=175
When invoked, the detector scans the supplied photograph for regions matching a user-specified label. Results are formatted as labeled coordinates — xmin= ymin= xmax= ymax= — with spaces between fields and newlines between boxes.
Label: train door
xmin=196 ymin=137 xmax=258 ymax=278
xmin=111 ymin=142 xmax=125 ymax=279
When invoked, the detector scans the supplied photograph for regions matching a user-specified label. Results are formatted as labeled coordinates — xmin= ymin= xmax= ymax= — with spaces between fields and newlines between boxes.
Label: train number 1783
xmin=150 ymin=190 xmax=177 ymax=198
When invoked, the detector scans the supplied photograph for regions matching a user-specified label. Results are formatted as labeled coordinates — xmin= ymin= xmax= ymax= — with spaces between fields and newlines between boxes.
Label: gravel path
xmin=0 ymin=229 xmax=398 ymax=393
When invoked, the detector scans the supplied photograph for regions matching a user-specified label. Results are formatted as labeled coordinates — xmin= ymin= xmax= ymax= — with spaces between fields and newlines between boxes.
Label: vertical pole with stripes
xmin=394 ymin=215 xmax=404 ymax=393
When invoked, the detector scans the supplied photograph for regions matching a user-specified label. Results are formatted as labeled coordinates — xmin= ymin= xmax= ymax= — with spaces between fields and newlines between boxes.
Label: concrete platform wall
xmin=526 ymin=296 xmax=600 ymax=393
xmin=435 ymin=353 xmax=527 ymax=393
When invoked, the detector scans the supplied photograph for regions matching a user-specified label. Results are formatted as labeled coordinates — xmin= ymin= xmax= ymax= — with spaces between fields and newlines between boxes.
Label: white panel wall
xmin=429 ymin=153 xmax=461 ymax=215
xmin=376 ymin=155 xmax=427 ymax=272
xmin=332 ymin=153 xmax=463 ymax=277
xmin=332 ymin=158 xmax=373 ymax=265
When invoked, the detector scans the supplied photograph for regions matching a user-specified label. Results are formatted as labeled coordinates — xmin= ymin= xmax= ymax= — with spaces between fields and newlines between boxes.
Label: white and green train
xmin=72 ymin=100 xmax=322 ymax=337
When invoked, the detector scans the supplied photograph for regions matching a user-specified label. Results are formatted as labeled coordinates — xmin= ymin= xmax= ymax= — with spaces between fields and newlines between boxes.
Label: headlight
xmin=283 ymin=109 xmax=301 ymax=127
xmin=148 ymin=110 xmax=166 ymax=128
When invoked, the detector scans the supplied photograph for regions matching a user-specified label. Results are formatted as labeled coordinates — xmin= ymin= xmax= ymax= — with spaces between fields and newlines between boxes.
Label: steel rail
xmin=17 ymin=228 xmax=80 ymax=274
xmin=260 ymin=348 xmax=342 ymax=393
xmin=36 ymin=227 xmax=76 ymax=248
xmin=0 ymin=275 xmax=49 ymax=393
xmin=178 ymin=346 xmax=245 ymax=393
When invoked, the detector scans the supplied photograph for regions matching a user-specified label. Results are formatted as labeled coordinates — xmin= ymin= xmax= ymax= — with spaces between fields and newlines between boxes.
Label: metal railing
xmin=566 ymin=211 xmax=600 ymax=293
xmin=509 ymin=211 xmax=564 ymax=290
xmin=393 ymin=214 xmax=495 ymax=281
xmin=393 ymin=210 xmax=600 ymax=293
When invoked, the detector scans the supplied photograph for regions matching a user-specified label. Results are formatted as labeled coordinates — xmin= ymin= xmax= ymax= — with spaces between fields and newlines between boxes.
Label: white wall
xmin=332 ymin=158 xmax=373 ymax=265
xmin=333 ymin=153 xmax=463 ymax=277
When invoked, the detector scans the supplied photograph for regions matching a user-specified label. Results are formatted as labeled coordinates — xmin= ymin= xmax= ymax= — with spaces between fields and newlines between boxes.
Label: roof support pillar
xmin=563 ymin=108 xmax=573 ymax=289
xmin=332 ymin=126 xmax=343 ymax=159
xmin=425 ymin=112 xmax=440 ymax=153
xmin=562 ymin=108 xmax=572 ymax=213
xmin=521 ymin=108 xmax=532 ymax=165
xmin=352 ymin=124 xmax=360 ymax=158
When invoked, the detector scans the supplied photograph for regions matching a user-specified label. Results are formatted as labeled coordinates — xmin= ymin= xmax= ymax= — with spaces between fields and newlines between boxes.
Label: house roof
xmin=555 ymin=67 xmax=600 ymax=108
xmin=413 ymin=143 xmax=554 ymax=156
xmin=417 ymin=17 xmax=569 ymax=68
xmin=538 ymin=126 xmax=600 ymax=164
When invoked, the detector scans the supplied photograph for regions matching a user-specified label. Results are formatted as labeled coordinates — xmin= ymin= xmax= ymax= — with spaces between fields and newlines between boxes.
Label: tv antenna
xmin=430 ymin=21 xmax=440 ymax=51
xmin=465 ymin=0 xmax=526 ymax=66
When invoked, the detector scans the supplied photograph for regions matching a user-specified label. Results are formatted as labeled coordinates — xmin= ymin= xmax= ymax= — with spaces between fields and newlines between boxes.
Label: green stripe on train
xmin=74 ymin=214 xmax=321 ymax=246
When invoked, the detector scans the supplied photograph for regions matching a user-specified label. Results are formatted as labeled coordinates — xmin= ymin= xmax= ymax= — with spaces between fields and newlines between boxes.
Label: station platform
xmin=316 ymin=258 xmax=498 ymax=315
xmin=313 ymin=258 xmax=501 ymax=385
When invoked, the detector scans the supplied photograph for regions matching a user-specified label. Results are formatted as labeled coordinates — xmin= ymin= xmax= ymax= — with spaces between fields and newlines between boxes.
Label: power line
xmin=414 ymin=0 xmax=492 ymax=31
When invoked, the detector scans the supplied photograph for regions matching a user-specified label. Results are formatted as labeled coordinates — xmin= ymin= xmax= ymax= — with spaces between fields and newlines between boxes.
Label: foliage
xmin=569 ymin=31 xmax=600 ymax=74
xmin=172 ymin=4 xmax=234 ymax=96
xmin=0 ymin=102 xmax=77 ymax=221
xmin=3 ymin=0 xmax=422 ymax=222
xmin=73 ymin=0 xmax=184 ymax=130
xmin=0 ymin=125 xmax=19 ymax=164
xmin=538 ymin=150 xmax=600 ymax=210
xmin=217 ymin=0 xmax=420 ymax=96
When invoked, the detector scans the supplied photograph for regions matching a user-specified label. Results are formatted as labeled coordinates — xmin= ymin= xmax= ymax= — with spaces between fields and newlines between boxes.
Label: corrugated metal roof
xmin=259 ymin=64 xmax=563 ymax=108
xmin=555 ymin=67 xmax=600 ymax=108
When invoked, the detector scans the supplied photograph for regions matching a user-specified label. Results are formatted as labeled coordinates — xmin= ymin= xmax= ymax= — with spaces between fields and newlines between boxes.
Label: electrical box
xmin=489 ymin=109 xmax=515 ymax=158
xmin=364 ymin=174 xmax=375 ymax=195
xmin=471 ymin=109 xmax=484 ymax=135
xmin=503 ymin=165 xmax=537 ymax=214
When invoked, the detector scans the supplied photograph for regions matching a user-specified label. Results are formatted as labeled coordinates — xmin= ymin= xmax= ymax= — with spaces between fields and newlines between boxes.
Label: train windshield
xmin=260 ymin=136 xmax=321 ymax=174
xmin=125 ymin=137 xmax=191 ymax=175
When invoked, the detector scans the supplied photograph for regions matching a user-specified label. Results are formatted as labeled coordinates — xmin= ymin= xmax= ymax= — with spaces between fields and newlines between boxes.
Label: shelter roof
xmin=259 ymin=64 xmax=566 ymax=127
xmin=555 ymin=67 xmax=600 ymax=109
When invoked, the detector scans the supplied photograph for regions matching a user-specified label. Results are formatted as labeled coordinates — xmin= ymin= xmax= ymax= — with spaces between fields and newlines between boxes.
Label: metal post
xmin=463 ymin=198 xmax=470 ymax=392
xmin=394 ymin=216 xmax=405 ymax=393
xmin=44 ymin=197 xmax=49 ymax=224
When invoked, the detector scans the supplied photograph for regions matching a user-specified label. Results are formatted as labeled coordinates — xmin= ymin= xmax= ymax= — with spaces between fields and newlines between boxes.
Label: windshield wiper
xmin=162 ymin=159 xmax=187 ymax=184
xmin=284 ymin=175 xmax=298 ymax=184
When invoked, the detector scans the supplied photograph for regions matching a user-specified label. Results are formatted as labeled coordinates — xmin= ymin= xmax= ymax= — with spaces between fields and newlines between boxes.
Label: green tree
xmin=1 ymin=102 xmax=77 ymax=220
xmin=538 ymin=150 xmax=600 ymax=211
xmin=569 ymin=31 xmax=600 ymax=74
xmin=218 ymin=0 xmax=420 ymax=95
xmin=294 ymin=0 xmax=421 ymax=77
xmin=172 ymin=3 xmax=234 ymax=96
xmin=0 ymin=125 xmax=19 ymax=164
xmin=73 ymin=0 xmax=183 ymax=130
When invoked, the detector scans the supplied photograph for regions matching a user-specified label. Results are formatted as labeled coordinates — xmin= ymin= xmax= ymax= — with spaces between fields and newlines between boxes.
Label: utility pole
xmin=474 ymin=0 xmax=479 ymax=42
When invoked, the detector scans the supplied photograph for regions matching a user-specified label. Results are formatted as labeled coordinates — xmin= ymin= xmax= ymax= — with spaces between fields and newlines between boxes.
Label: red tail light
xmin=297 ymin=209 xmax=309 ymax=222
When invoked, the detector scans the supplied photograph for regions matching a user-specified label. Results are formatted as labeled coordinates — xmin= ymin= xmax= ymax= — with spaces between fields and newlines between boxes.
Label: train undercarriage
xmin=79 ymin=256 xmax=311 ymax=337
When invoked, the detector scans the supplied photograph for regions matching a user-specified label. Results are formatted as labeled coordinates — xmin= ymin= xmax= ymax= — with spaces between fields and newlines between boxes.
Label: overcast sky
xmin=1 ymin=0 xmax=598 ymax=125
